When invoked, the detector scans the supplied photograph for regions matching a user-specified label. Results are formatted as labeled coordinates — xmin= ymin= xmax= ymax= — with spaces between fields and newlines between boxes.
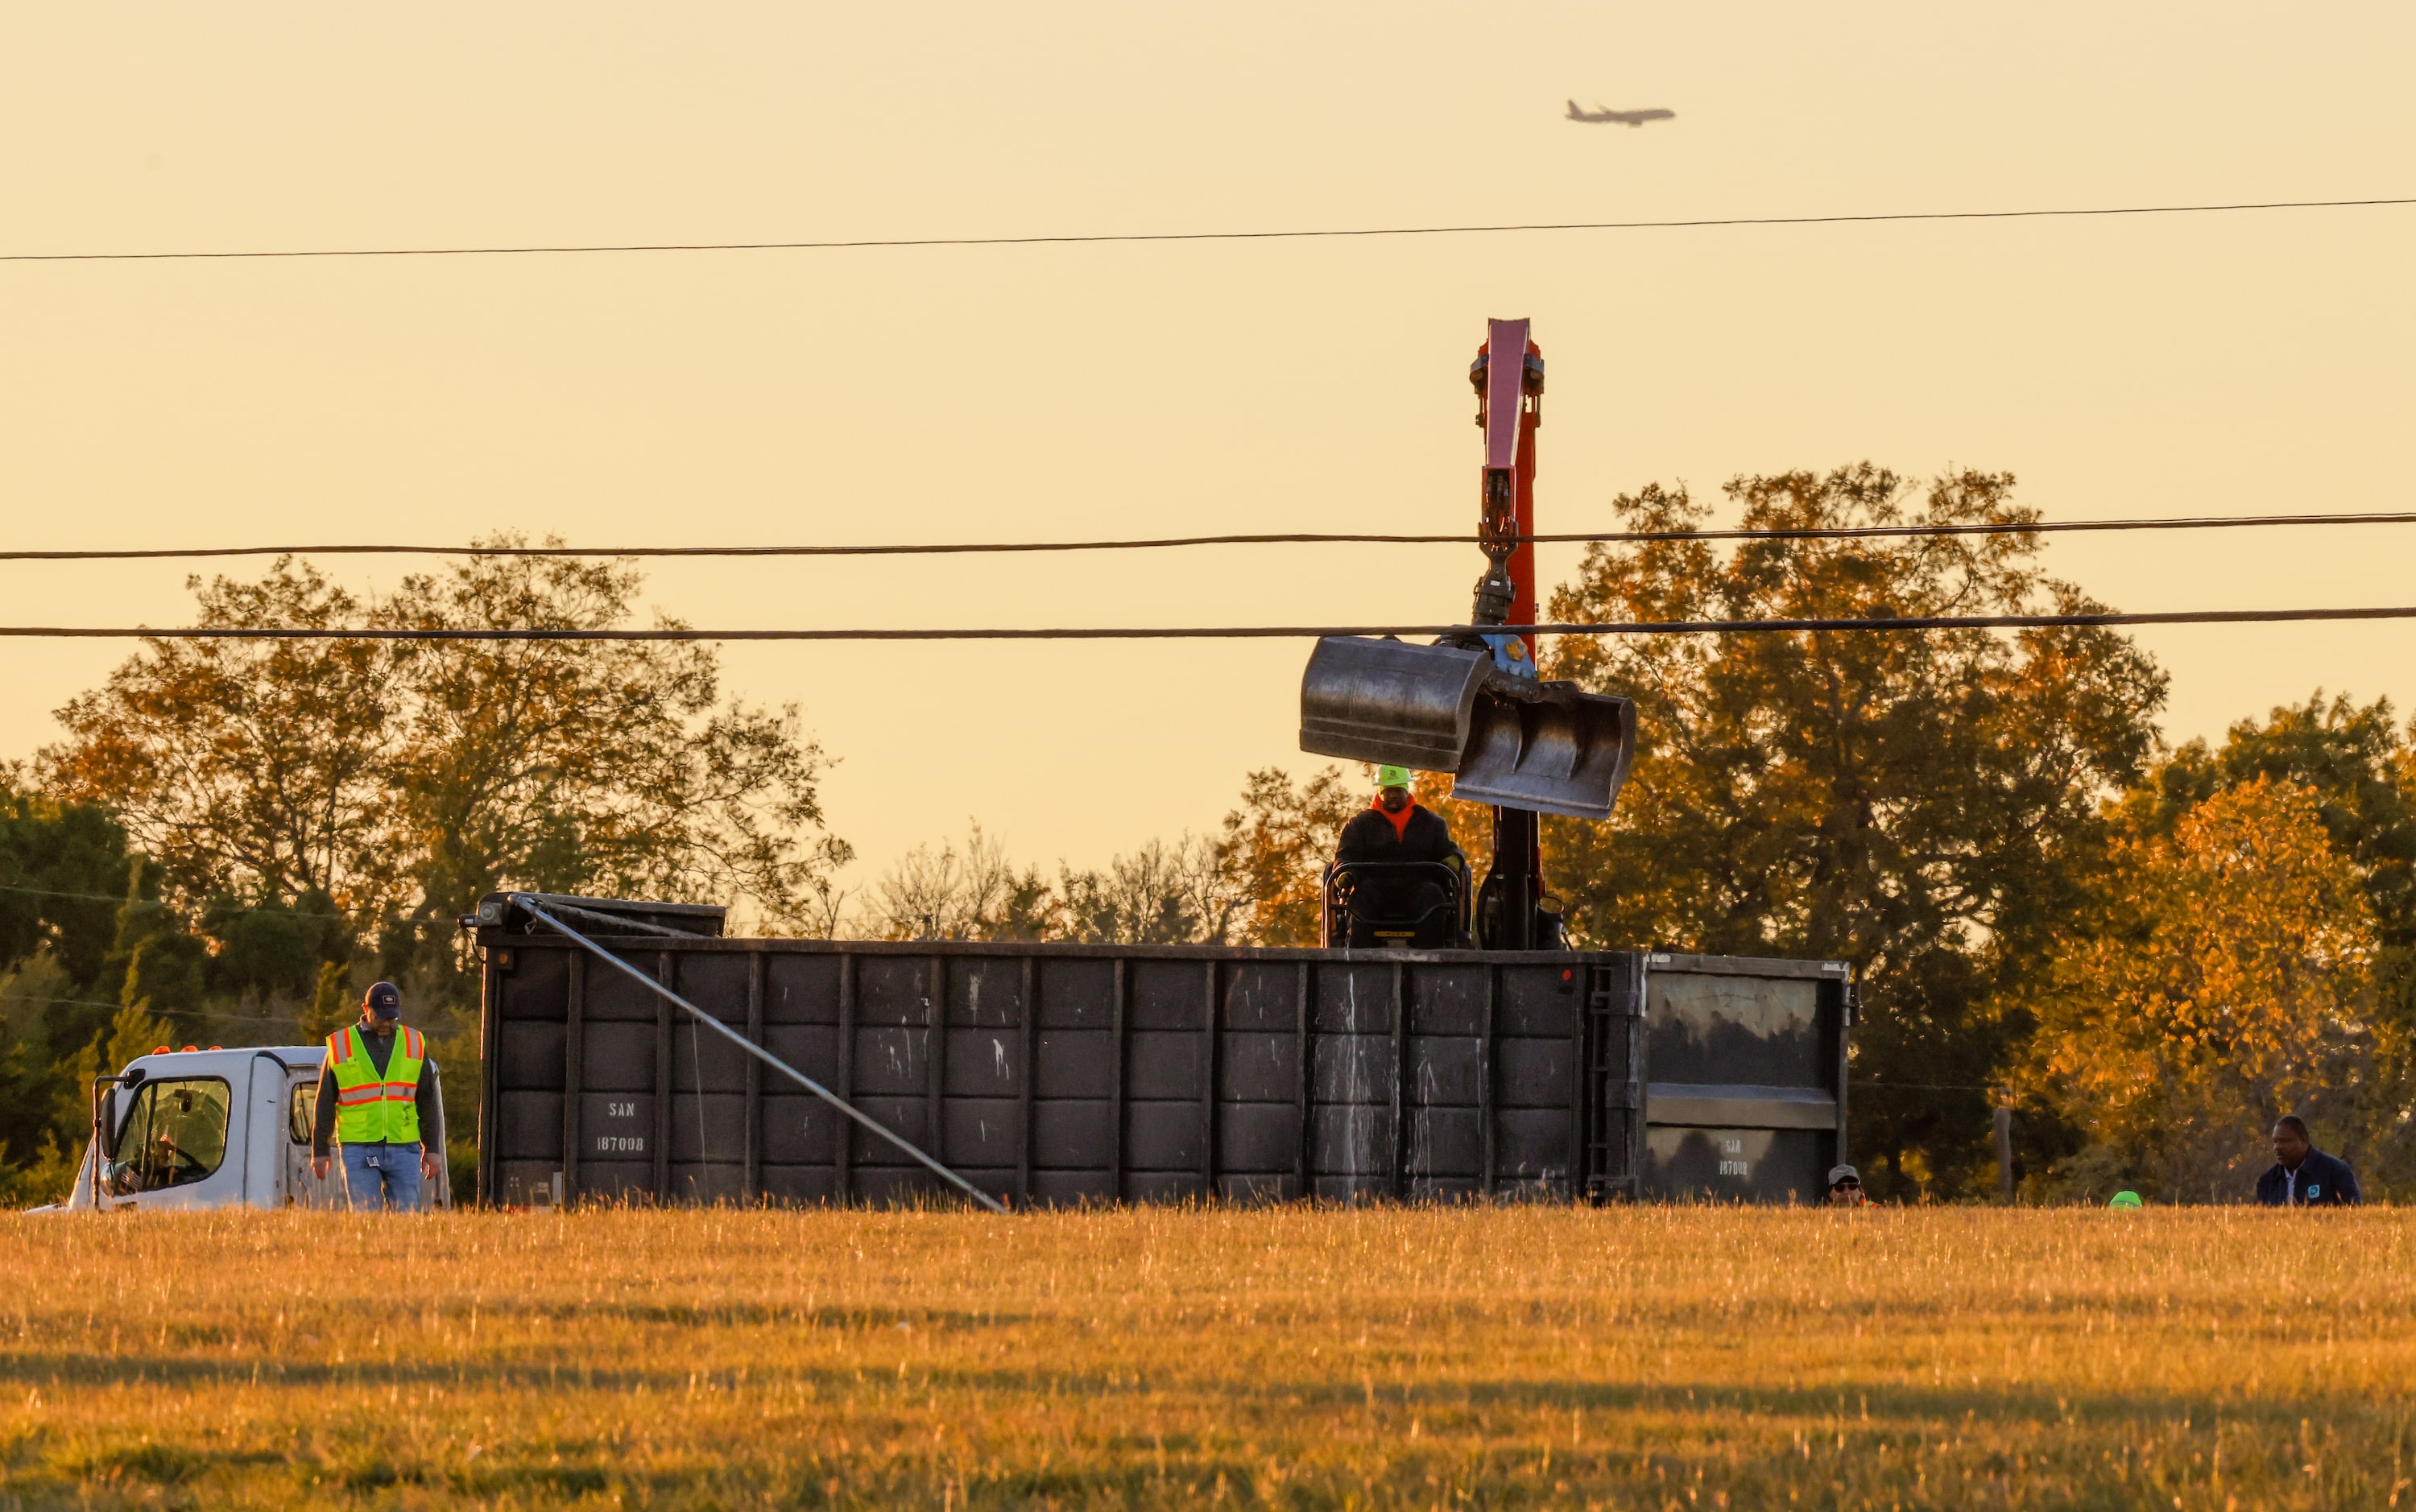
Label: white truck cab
xmin=59 ymin=1044 xmax=450 ymax=1212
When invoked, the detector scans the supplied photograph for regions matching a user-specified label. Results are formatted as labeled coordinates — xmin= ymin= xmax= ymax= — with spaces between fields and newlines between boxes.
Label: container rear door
xmin=1640 ymin=956 xmax=1849 ymax=1202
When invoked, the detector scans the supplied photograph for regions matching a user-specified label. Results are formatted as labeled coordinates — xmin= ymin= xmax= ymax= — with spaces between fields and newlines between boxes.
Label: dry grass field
xmin=4 ymin=1206 xmax=2414 ymax=1510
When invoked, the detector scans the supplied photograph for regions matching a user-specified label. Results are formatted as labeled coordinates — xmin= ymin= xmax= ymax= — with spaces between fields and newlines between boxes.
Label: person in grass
xmin=310 ymin=981 xmax=445 ymax=1212
xmin=2255 ymin=1115 xmax=2360 ymax=1207
xmin=1826 ymin=1163 xmax=1867 ymax=1207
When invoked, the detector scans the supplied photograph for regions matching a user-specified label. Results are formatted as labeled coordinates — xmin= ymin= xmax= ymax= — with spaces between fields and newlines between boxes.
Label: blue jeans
xmin=341 ymin=1142 xmax=424 ymax=1212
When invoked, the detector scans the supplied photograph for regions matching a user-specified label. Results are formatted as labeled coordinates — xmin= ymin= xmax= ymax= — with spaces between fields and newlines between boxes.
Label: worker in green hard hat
xmin=1337 ymin=766 xmax=1462 ymax=869
xmin=1331 ymin=766 xmax=1467 ymax=945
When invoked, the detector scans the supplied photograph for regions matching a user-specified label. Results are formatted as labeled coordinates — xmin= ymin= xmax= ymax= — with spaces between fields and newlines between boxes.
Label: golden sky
xmin=3 ymin=3 xmax=2411 ymax=907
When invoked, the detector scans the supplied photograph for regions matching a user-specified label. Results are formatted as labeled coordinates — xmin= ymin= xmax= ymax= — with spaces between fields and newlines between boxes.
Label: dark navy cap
xmin=363 ymin=981 xmax=402 ymax=1018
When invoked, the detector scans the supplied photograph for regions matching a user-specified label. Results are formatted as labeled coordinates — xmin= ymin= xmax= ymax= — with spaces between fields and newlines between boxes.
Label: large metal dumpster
xmin=470 ymin=895 xmax=1849 ymax=1208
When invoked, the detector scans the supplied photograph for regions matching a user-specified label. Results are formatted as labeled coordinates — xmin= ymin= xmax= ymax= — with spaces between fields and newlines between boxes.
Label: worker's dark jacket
xmin=1333 ymin=802 xmax=1466 ymax=945
xmin=311 ymin=1023 xmax=445 ymax=1158
xmin=1336 ymin=802 xmax=1460 ymax=866
xmin=2256 ymin=1150 xmax=2361 ymax=1206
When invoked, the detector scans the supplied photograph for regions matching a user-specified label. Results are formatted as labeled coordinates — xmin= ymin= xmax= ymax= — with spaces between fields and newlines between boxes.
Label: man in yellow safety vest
xmin=308 ymin=981 xmax=444 ymax=1211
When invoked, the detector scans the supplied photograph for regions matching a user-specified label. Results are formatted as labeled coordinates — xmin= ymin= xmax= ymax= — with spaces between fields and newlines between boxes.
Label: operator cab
xmin=1321 ymin=858 xmax=1471 ymax=948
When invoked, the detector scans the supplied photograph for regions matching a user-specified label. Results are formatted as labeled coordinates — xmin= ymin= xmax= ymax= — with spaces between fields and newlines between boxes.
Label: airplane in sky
xmin=1566 ymin=100 xmax=1675 ymax=126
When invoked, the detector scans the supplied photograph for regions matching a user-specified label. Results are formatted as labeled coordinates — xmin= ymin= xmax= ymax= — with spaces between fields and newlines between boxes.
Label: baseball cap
xmin=362 ymin=981 xmax=402 ymax=1018
xmin=1377 ymin=765 xmax=1413 ymax=791
xmin=2108 ymin=1190 xmax=2144 ymax=1209
xmin=1827 ymin=1164 xmax=1860 ymax=1185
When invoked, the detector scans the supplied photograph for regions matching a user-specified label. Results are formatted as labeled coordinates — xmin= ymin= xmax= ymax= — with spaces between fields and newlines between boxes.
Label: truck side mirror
xmin=97 ymin=1089 xmax=121 ymax=1157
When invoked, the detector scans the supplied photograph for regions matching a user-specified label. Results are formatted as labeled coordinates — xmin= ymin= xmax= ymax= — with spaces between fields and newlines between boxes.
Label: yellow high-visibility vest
xmin=326 ymin=1024 xmax=425 ymax=1145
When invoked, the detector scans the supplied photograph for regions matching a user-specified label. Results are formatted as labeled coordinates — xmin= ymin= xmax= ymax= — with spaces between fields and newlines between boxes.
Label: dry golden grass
xmin=5 ymin=1206 xmax=2414 ymax=1509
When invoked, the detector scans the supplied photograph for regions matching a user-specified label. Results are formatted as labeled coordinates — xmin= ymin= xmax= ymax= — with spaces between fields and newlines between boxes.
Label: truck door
xmin=283 ymin=1074 xmax=347 ymax=1208
xmin=94 ymin=1075 xmax=244 ymax=1211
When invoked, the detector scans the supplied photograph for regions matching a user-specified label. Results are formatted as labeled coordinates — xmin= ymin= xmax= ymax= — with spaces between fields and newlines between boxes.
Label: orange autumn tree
xmin=2019 ymin=777 xmax=2377 ymax=1199
xmin=1214 ymin=766 xmax=1362 ymax=947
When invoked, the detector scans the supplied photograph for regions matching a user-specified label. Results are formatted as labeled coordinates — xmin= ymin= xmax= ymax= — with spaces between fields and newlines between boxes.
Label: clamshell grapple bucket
xmin=1450 ymin=675 xmax=1635 ymax=820
xmin=1298 ymin=636 xmax=1636 ymax=820
xmin=1297 ymin=636 xmax=1491 ymax=770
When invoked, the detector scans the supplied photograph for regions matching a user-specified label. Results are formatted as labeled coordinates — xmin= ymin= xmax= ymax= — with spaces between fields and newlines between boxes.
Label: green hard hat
xmin=2108 ymin=1190 xmax=2144 ymax=1209
xmin=1377 ymin=766 xmax=1413 ymax=791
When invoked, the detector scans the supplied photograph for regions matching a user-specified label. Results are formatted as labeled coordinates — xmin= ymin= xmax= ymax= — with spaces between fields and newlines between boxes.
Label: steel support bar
xmin=511 ymin=895 xmax=1007 ymax=1214
xmin=563 ymin=952 xmax=586 ymax=1200
xmin=526 ymin=898 xmax=703 ymax=938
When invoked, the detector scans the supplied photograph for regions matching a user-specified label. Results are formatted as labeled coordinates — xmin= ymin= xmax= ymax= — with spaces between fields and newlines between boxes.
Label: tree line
xmin=0 ymin=547 xmax=846 ymax=1201
xmin=6 ymin=470 xmax=2413 ymax=1204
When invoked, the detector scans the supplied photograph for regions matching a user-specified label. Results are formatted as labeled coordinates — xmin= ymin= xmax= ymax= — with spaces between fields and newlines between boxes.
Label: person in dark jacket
xmin=2255 ymin=1115 xmax=2360 ymax=1207
xmin=1336 ymin=766 xmax=1462 ymax=867
xmin=310 ymin=981 xmax=445 ymax=1211
xmin=1333 ymin=766 xmax=1466 ymax=945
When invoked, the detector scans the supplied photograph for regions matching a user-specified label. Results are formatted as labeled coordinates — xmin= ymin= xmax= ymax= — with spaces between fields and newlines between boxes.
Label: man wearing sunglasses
xmin=1826 ymin=1163 xmax=1867 ymax=1207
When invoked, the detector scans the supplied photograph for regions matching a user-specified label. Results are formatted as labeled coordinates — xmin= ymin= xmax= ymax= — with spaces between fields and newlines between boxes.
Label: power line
xmin=0 ymin=882 xmax=349 ymax=918
xmin=3 ymin=196 xmax=2410 ymax=265
xmin=0 ymin=993 xmax=308 ymax=1028
xmin=10 ymin=509 xmax=2416 ymax=563
xmin=5 ymin=606 xmax=2416 ymax=642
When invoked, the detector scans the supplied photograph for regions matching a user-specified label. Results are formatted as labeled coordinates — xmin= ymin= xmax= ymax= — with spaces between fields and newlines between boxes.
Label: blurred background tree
xmin=2016 ymin=778 xmax=2377 ymax=1200
xmin=2017 ymin=696 xmax=2416 ymax=1196
xmin=5 ymin=544 xmax=848 ymax=1204
xmin=867 ymin=824 xmax=1056 ymax=941
xmin=1057 ymin=837 xmax=1234 ymax=944
xmin=369 ymin=546 xmax=850 ymax=995
xmin=865 ymin=824 xmax=1233 ymax=944
xmin=1537 ymin=465 xmax=2167 ymax=1200
xmin=0 ymin=784 xmax=145 ymax=1198
xmin=1213 ymin=766 xmax=1359 ymax=946
xmin=44 ymin=561 xmax=397 ymax=914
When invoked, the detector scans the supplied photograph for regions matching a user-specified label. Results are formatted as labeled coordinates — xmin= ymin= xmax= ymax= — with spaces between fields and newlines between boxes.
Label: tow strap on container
xmin=510 ymin=894 xmax=1010 ymax=1214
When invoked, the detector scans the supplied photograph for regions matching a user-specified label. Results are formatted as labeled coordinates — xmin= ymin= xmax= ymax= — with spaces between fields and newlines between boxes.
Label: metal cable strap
xmin=510 ymin=895 xmax=1008 ymax=1214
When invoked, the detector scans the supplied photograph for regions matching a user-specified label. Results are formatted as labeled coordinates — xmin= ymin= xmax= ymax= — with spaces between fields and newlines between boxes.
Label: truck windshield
xmin=110 ymin=1077 xmax=232 ymax=1192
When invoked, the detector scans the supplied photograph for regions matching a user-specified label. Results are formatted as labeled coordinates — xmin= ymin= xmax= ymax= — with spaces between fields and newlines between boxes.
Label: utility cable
xmin=9 ymin=509 xmax=2416 ymax=562
xmin=5 ymin=195 xmax=2410 ymax=264
xmin=0 ymin=881 xmax=350 ymax=918
xmin=0 ymin=993 xmax=309 ymax=1028
xmin=5 ymin=605 xmax=2416 ymax=641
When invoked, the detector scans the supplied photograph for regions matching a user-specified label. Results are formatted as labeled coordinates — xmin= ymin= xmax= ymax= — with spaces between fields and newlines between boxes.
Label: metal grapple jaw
xmin=1297 ymin=636 xmax=1636 ymax=821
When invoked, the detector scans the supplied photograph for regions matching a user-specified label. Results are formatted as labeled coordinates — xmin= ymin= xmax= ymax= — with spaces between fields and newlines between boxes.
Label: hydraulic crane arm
xmin=1470 ymin=317 xmax=1544 ymax=649
xmin=1297 ymin=318 xmax=1634 ymax=830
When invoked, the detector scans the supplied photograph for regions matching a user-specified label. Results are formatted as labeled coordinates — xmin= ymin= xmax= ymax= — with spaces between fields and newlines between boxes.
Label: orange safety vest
xmin=325 ymin=1024 xmax=425 ymax=1145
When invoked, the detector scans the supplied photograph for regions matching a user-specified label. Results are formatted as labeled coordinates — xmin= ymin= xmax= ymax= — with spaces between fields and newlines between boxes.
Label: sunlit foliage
xmin=1541 ymin=465 xmax=2166 ymax=1197
xmin=2018 ymin=779 xmax=2378 ymax=1199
